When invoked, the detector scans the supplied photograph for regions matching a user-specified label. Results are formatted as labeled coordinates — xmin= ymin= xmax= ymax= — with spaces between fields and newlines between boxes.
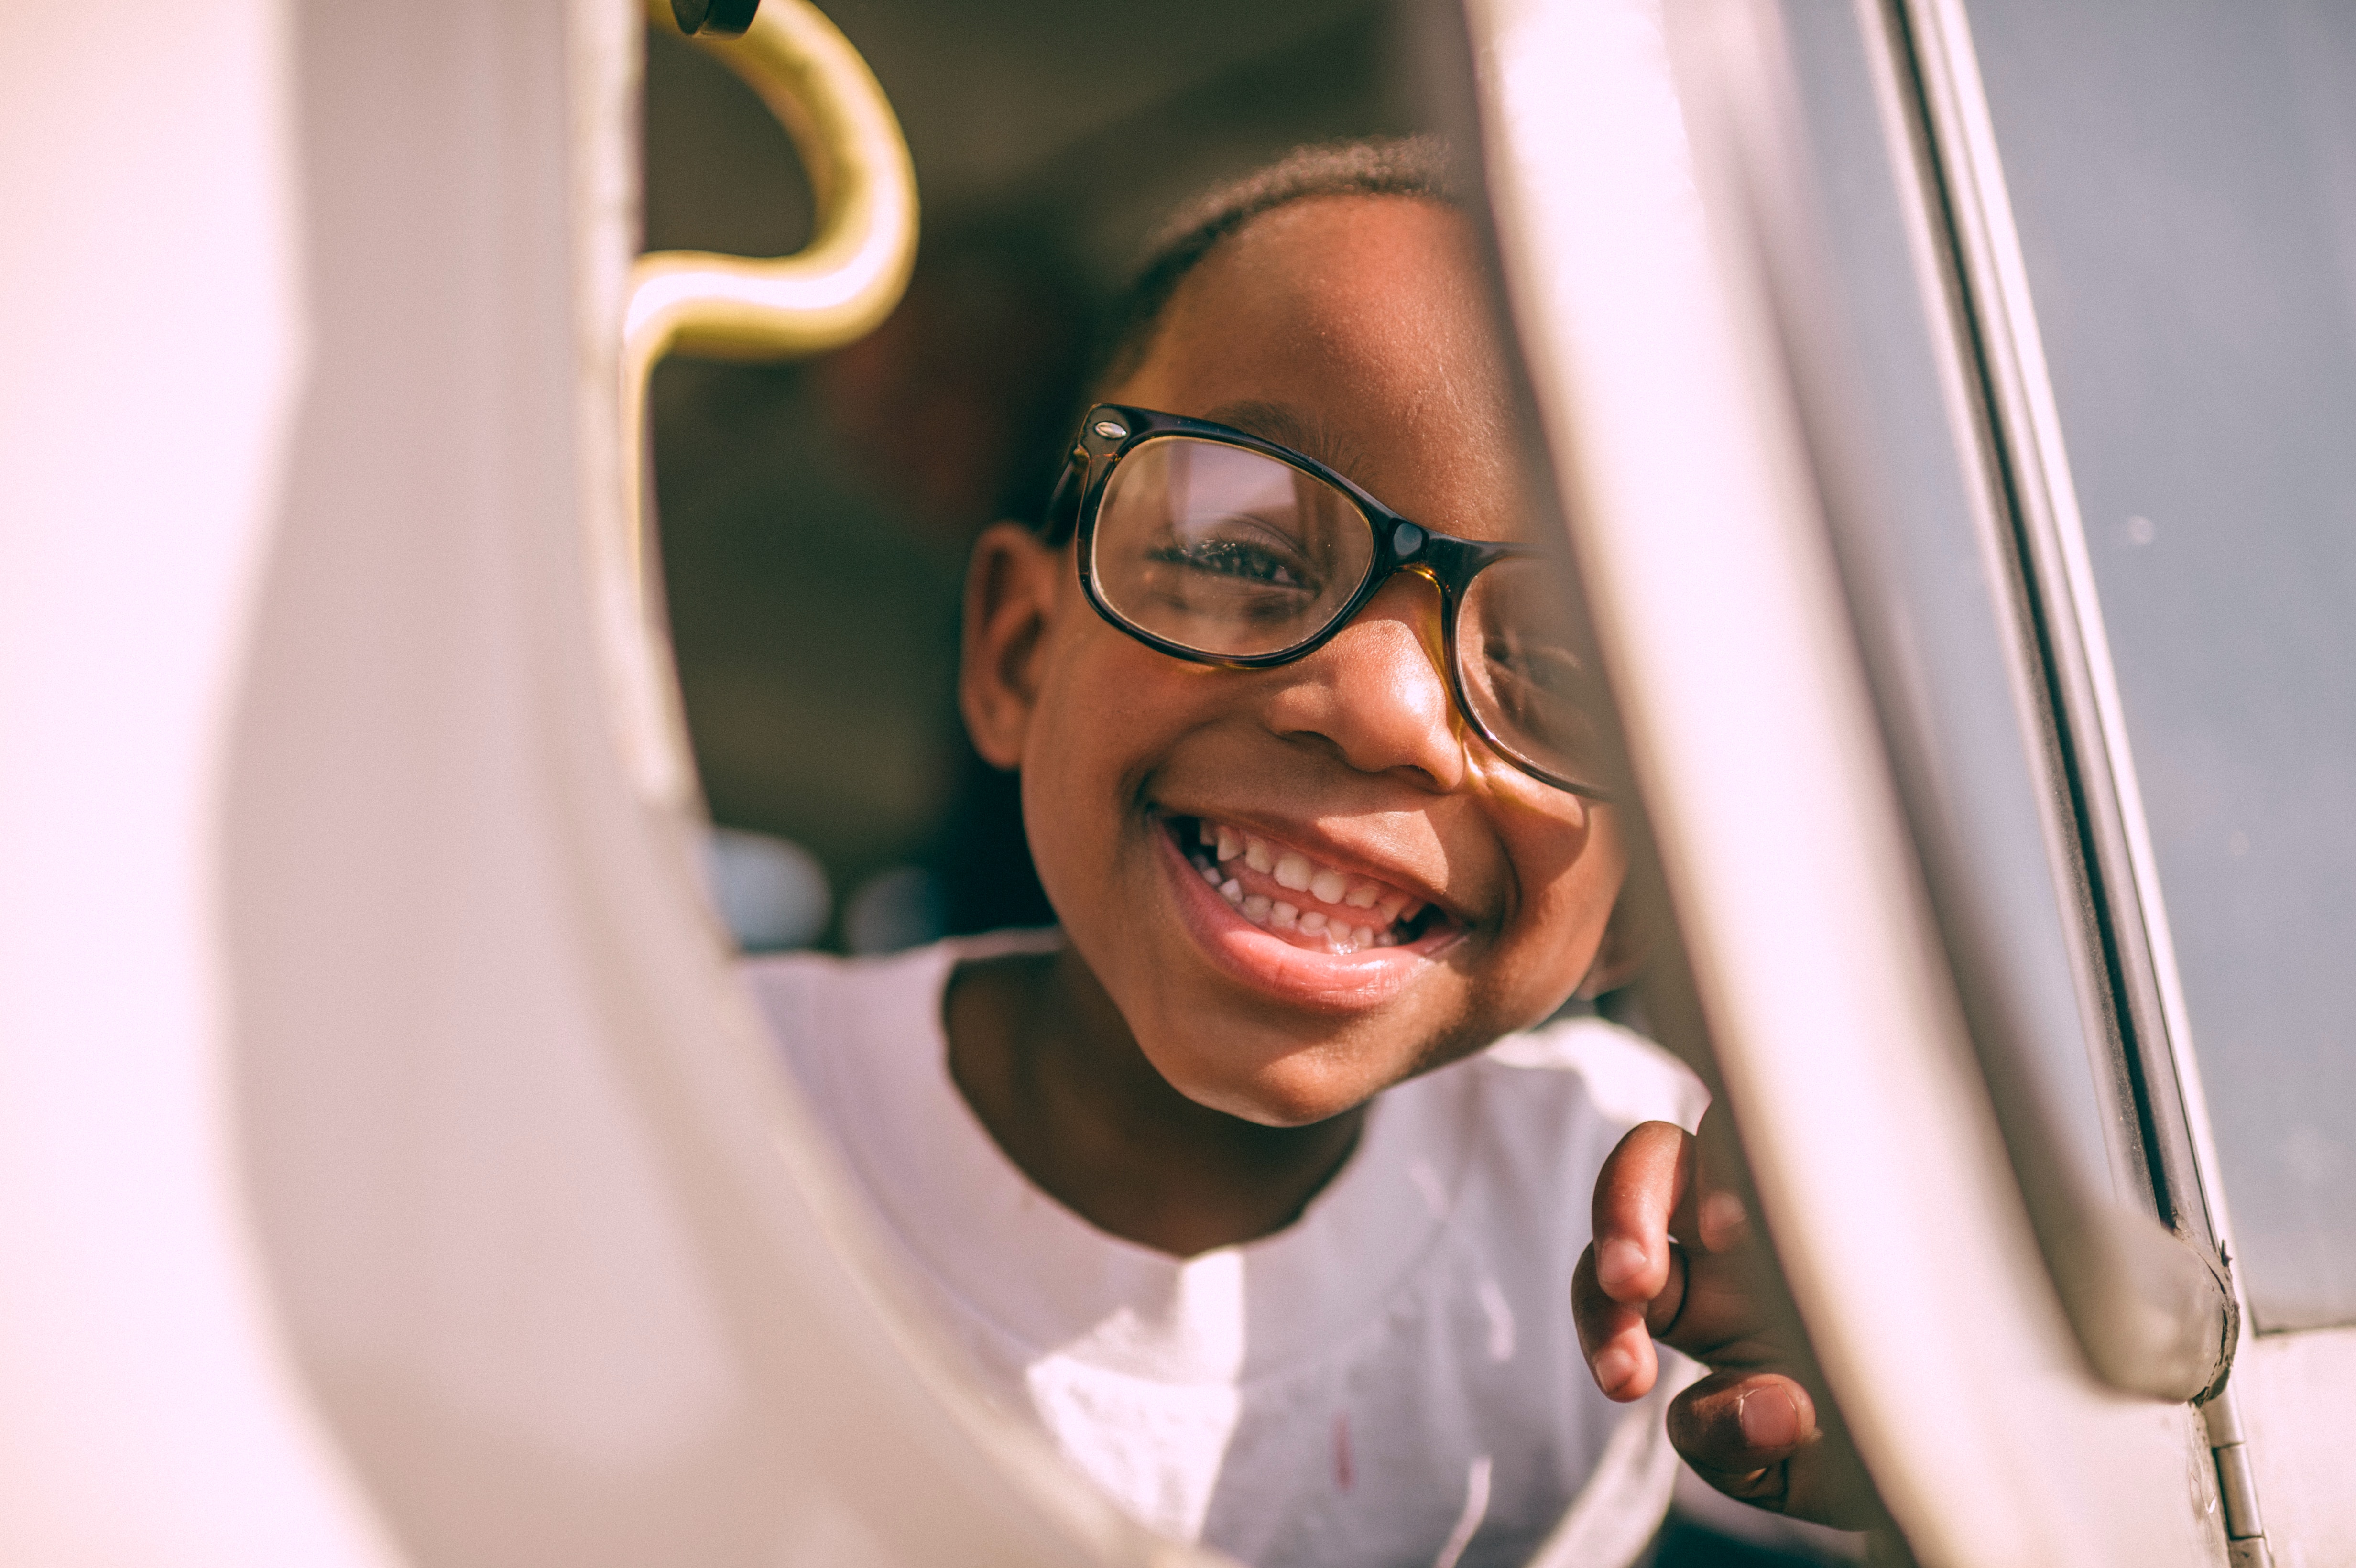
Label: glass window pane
xmin=1773 ymin=0 xmax=2136 ymax=1221
xmin=1964 ymin=0 xmax=2356 ymax=1330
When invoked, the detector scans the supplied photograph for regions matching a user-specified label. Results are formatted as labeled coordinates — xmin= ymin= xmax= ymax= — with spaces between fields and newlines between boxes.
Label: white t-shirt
xmin=742 ymin=932 xmax=1707 ymax=1568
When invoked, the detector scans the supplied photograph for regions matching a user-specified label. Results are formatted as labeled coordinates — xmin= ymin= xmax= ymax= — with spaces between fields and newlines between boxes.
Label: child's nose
xmin=1265 ymin=572 xmax=1466 ymax=790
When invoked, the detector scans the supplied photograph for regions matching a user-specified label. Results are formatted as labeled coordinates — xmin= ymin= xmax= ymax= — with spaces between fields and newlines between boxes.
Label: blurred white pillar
xmin=1 ymin=0 xmax=1189 ymax=1561
xmin=0 ymin=2 xmax=404 ymax=1564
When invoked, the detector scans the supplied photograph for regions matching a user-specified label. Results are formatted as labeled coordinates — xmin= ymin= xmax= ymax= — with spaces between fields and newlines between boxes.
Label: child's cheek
xmin=1495 ymin=795 xmax=1625 ymax=1009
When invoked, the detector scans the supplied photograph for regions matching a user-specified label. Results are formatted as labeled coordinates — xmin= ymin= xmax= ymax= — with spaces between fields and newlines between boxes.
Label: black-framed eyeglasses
xmin=1044 ymin=403 xmax=1614 ymax=797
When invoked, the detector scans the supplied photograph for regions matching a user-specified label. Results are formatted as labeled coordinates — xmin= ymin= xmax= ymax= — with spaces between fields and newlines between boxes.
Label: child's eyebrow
xmin=1202 ymin=399 xmax=1369 ymax=479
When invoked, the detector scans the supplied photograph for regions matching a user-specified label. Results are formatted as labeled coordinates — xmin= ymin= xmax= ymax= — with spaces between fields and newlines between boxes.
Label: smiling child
xmin=744 ymin=139 xmax=1857 ymax=1568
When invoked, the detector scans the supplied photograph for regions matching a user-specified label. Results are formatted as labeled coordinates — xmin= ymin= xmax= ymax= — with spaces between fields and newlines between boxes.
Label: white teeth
xmin=1196 ymin=822 xmax=1428 ymax=943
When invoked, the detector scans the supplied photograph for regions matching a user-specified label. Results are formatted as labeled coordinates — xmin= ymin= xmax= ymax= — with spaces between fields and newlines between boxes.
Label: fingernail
xmin=1700 ymin=1191 xmax=1746 ymax=1251
xmin=1592 ymin=1346 xmax=1637 ymax=1396
xmin=1596 ymin=1238 xmax=1647 ymax=1291
xmin=1737 ymin=1386 xmax=1801 ymax=1449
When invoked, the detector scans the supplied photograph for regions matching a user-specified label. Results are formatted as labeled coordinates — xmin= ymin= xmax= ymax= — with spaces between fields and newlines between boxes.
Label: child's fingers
xmin=1571 ymin=1241 xmax=1669 ymax=1401
xmin=1665 ymin=1368 xmax=1820 ymax=1511
xmin=1588 ymin=1120 xmax=1694 ymax=1307
xmin=1573 ymin=1117 xmax=1692 ymax=1401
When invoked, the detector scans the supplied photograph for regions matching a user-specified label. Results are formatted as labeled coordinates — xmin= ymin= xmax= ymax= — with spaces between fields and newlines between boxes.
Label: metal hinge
xmin=2203 ymin=1387 xmax=2271 ymax=1567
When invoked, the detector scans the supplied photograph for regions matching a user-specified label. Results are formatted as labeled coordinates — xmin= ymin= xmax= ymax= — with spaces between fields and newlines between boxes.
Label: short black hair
xmin=1037 ymin=137 xmax=1459 ymax=541
xmin=1095 ymin=135 xmax=1459 ymax=394
xmin=1036 ymin=142 xmax=1451 ymax=544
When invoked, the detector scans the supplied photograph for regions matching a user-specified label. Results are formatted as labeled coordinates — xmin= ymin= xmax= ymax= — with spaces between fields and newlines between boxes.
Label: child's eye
xmin=1484 ymin=635 xmax=1592 ymax=697
xmin=1147 ymin=529 xmax=1320 ymax=591
xmin=1478 ymin=634 xmax=1606 ymax=741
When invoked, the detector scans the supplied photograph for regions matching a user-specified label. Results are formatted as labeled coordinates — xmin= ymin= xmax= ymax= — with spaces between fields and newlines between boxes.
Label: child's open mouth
xmin=1164 ymin=815 xmax=1450 ymax=956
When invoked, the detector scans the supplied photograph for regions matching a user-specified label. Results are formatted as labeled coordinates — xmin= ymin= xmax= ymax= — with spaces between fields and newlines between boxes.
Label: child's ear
xmin=1574 ymin=885 xmax=1654 ymax=1000
xmin=960 ymin=522 xmax=1062 ymax=770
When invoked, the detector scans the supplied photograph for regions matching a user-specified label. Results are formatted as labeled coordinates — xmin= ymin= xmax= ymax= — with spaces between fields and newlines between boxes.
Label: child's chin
xmin=1158 ymin=1056 xmax=1371 ymax=1129
xmin=1133 ymin=1010 xmax=1408 ymax=1128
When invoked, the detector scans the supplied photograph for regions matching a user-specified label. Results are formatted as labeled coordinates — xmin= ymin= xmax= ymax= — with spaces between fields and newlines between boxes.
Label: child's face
xmin=963 ymin=195 xmax=1629 ymax=1126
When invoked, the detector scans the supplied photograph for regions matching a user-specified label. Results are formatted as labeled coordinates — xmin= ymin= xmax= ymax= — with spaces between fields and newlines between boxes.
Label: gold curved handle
xmin=622 ymin=0 xmax=919 ymax=585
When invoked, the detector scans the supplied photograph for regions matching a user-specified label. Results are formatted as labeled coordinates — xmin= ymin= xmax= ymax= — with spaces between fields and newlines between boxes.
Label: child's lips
xmin=1150 ymin=809 xmax=1461 ymax=986
xmin=1149 ymin=818 xmax=1459 ymax=1010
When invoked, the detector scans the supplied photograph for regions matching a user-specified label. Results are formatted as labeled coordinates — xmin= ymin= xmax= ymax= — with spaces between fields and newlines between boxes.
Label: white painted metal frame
xmin=1465 ymin=0 xmax=2228 ymax=1560
xmin=1891 ymin=0 xmax=2241 ymax=1289
xmin=1890 ymin=4 xmax=2356 ymax=1563
xmin=1883 ymin=0 xmax=2271 ymax=1555
xmin=1 ymin=0 xmax=1186 ymax=1561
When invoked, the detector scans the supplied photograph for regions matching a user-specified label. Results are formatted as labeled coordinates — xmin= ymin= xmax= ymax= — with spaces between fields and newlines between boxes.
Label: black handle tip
xmin=671 ymin=0 xmax=761 ymax=38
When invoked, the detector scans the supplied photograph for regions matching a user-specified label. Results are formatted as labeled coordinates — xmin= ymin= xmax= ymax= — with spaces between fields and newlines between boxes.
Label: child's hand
xmin=1572 ymin=1109 xmax=1875 ymax=1528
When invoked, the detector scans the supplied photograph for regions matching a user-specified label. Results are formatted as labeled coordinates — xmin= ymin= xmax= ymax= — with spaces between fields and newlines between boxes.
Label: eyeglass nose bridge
xmin=1333 ymin=500 xmax=1522 ymax=650
xmin=1392 ymin=524 xmax=1520 ymax=581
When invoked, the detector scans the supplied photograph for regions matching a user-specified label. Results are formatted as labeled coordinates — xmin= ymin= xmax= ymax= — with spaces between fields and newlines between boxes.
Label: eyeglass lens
xmin=1091 ymin=437 xmax=1373 ymax=656
xmin=1088 ymin=435 xmax=1609 ymax=790
xmin=1454 ymin=553 xmax=1609 ymax=786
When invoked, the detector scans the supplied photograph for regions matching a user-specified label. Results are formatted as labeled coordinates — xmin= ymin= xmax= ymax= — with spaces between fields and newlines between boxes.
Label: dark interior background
xmin=645 ymin=0 xmax=1417 ymax=953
